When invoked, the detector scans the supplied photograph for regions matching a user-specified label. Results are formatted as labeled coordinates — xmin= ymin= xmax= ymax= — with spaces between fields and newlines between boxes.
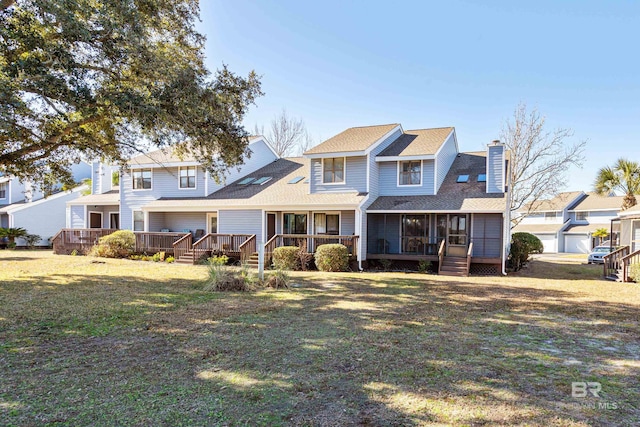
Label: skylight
xmin=477 ymin=174 xmax=487 ymax=182
xmin=456 ymin=175 xmax=469 ymax=183
xmin=288 ymin=176 xmax=305 ymax=184
xmin=238 ymin=177 xmax=255 ymax=185
xmin=252 ymin=176 xmax=272 ymax=185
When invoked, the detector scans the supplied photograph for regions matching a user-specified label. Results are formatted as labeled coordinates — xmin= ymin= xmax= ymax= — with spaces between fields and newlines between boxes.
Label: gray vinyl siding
xmin=341 ymin=210 xmax=355 ymax=235
xmin=471 ymin=214 xmax=503 ymax=258
xmin=92 ymin=162 xmax=119 ymax=195
xmin=435 ymin=133 xmax=457 ymax=193
xmin=218 ymin=209 xmax=262 ymax=237
xmin=369 ymin=127 xmax=403 ymax=198
xmin=620 ymin=219 xmax=631 ymax=246
xmin=10 ymin=179 xmax=25 ymax=204
xmin=207 ymin=139 xmax=278 ymax=194
xmin=70 ymin=205 xmax=85 ymax=228
xmin=487 ymin=145 xmax=505 ymax=194
xmin=0 ymin=214 xmax=7 ymax=228
xmin=310 ymin=156 xmax=367 ymax=193
xmin=148 ymin=212 xmax=165 ymax=232
xmin=163 ymin=212 xmax=206 ymax=233
xmin=378 ymin=160 xmax=435 ymax=196
xmin=11 ymin=190 xmax=84 ymax=246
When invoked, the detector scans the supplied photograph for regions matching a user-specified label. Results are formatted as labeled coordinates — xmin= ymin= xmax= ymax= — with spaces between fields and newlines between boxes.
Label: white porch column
xmin=143 ymin=211 xmax=150 ymax=232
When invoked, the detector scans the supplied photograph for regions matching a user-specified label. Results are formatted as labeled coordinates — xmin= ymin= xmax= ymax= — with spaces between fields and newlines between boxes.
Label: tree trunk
xmin=622 ymin=193 xmax=638 ymax=210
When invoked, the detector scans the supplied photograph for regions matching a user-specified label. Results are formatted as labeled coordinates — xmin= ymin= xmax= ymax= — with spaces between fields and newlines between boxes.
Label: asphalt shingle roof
xmin=521 ymin=191 xmax=584 ymax=212
xmin=144 ymin=158 xmax=366 ymax=210
xmin=367 ymin=152 xmax=507 ymax=212
xmin=569 ymin=192 xmax=625 ymax=211
xmin=512 ymin=223 xmax=568 ymax=234
xmin=376 ymin=127 xmax=454 ymax=157
xmin=303 ymin=124 xmax=399 ymax=155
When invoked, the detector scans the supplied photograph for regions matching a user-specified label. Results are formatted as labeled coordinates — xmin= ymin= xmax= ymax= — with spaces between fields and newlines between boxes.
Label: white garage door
xmin=537 ymin=234 xmax=557 ymax=253
xmin=565 ymin=234 xmax=590 ymax=253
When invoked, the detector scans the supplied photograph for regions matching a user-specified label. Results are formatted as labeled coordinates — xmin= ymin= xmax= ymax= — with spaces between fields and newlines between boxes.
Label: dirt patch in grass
xmin=0 ymin=251 xmax=638 ymax=426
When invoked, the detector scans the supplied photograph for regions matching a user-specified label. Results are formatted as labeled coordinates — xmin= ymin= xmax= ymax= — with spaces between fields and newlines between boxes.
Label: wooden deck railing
xmin=52 ymin=228 xmax=117 ymax=254
xmin=437 ymin=240 xmax=445 ymax=274
xmin=172 ymin=233 xmax=192 ymax=261
xmin=239 ymin=235 xmax=257 ymax=264
xmin=466 ymin=242 xmax=474 ymax=276
xmin=603 ymin=246 xmax=629 ymax=279
xmin=263 ymin=234 xmax=359 ymax=268
xmin=192 ymin=233 xmax=253 ymax=264
xmin=135 ymin=232 xmax=188 ymax=254
xmin=620 ymin=249 xmax=640 ymax=282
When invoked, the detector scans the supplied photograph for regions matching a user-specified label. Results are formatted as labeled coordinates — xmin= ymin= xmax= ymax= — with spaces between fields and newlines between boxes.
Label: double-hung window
xmin=179 ymin=166 xmax=196 ymax=189
xmin=399 ymin=161 xmax=421 ymax=186
xmin=322 ymin=158 xmax=345 ymax=184
xmin=0 ymin=182 xmax=6 ymax=199
xmin=132 ymin=169 xmax=152 ymax=190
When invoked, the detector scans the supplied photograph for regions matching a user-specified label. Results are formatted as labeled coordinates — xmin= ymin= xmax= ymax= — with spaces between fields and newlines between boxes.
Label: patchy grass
xmin=0 ymin=251 xmax=638 ymax=426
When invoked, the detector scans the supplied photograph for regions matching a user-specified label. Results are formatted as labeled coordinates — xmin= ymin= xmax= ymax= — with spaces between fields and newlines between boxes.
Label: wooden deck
xmin=52 ymin=229 xmax=189 ymax=255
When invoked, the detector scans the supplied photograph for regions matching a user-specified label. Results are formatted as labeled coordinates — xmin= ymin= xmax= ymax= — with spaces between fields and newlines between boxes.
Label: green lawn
xmin=0 ymin=251 xmax=638 ymax=426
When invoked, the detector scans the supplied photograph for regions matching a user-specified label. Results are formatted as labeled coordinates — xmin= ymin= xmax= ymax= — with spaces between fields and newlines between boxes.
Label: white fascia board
xmin=569 ymin=208 xmax=621 ymax=213
xmin=303 ymin=151 xmax=367 ymax=159
xmin=375 ymin=155 xmax=435 ymax=162
xmin=7 ymin=185 xmax=88 ymax=213
xmin=130 ymin=161 xmax=200 ymax=169
xmin=142 ymin=204 xmax=362 ymax=213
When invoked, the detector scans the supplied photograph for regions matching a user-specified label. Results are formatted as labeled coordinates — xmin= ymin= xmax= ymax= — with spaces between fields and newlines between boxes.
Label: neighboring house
xmin=513 ymin=191 xmax=624 ymax=253
xmin=67 ymin=136 xmax=280 ymax=230
xmin=112 ymin=123 xmax=511 ymax=275
xmin=617 ymin=206 xmax=640 ymax=252
xmin=0 ymin=162 xmax=92 ymax=246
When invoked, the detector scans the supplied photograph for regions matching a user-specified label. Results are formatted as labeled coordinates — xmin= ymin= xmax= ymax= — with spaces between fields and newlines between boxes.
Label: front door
xmin=207 ymin=213 xmax=218 ymax=234
xmin=267 ymin=213 xmax=276 ymax=240
xmin=89 ymin=212 xmax=102 ymax=229
xmin=448 ymin=214 xmax=468 ymax=257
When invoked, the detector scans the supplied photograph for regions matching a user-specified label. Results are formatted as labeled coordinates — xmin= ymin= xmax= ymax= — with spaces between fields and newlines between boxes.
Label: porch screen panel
xmin=449 ymin=215 xmax=467 ymax=245
xmin=402 ymin=214 xmax=429 ymax=254
xmin=633 ymin=221 xmax=640 ymax=252
xmin=472 ymin=214 xmax=502 ymax=257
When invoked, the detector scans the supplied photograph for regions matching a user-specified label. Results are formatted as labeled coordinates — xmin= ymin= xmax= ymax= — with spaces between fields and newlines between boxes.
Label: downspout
xmin=502 ymin=154 xmax=512 ymax=276
xmin=356 ymin=204 xmax=363 ymax=271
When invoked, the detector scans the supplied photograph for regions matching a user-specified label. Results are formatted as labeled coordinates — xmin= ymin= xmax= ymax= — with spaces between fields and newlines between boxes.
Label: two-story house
xmin=125 ymin=123 xmax=510 ymax=275
xmin=0 ymin=163 xmax=91 ymax=246
xmin=513 ymin=191 xmax=624 ymax=253
xmin=66 ymin=136 xmax=279 ymax=231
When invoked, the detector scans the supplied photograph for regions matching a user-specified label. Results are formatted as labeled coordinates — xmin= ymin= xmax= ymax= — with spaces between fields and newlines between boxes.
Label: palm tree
xmin=0 ymin=227 xmax=27 ymax=246
xmin=594 ymin=159 xmax=640 ymax=210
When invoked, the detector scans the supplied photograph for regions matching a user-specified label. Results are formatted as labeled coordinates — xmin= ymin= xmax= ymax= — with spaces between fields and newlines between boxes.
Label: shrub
xmin=418 ymin=259 xmax=432 ymax=274
xmin=204 ymin=261 xmax=256 ymax=292
xmin=151 ymin=252 xmax=164 ymax=262
xmin=314 ymin=244 xmax=349 ymax=272
xmin=272 ymin=246 xmax=300 ymax=270
xmin=209 ymin=255 xmax=229 ymax=266
xmin=70 ymin=249 xmax=78 ymax=256
xmin=24 ymin=234 xmax=41 ymax=249
xmin=165 ymin=256 xmax=175 ymax=263
xmin=265 ymin=269 xmax=290 ymax=289
xmin=628 ymin=263 xmax=640 ymax=283
xmin=508 ymin=232 xmax=544 ymax=271
xmin=89 ymin=230 xmax=135 ymax=258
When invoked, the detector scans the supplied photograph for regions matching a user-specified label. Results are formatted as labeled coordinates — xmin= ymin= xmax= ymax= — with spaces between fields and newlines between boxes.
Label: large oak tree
xmin=0 ymin=0 xmax=262 ymax=187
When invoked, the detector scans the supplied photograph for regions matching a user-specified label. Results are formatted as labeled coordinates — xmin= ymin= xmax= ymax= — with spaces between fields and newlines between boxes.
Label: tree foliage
xmin=0 ymin=0 xmax=262 ymax=188
xmin=594 ymin=158 xmax=640 ymax=210
xmin=502 ymin=103 xmax=585 ymax=226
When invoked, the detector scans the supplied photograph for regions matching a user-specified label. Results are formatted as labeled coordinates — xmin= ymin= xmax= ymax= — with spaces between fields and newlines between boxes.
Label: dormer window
xmin=179 ymin=166 xmax=196 ymax=189
xmin=545 ymin=212 xmax=558 ymax=221
xmin=399 ymin=161 xmax=421 ymax=186
xmin=323 ymin=157 xmax=345 ymax=184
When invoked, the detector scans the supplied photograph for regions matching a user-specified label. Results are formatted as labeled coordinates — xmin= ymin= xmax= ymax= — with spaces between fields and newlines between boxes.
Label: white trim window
xmin=398 ymin=160 xmax=421 ymax=186
xmin=133 ymin=210 xmax=144 ymax=231
xmin=322 ymin=157 xmax=345 ymax=184
xmin=0 ymin=182 xmax=6 ymax=199
xmin=179 ymin=166 xmax=196 ymax=189
xmin=576 ymin=211 xmax=588 ymax=221
xmin=132 ymin=169 xmax=152 ymax=190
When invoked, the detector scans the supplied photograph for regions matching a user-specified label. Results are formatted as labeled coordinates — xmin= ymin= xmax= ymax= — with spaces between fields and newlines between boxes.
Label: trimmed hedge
xmin=89 ymin=230 xmax=135 ymax=258
xmin=508 ymin=232 xmax=544 ymax=271
xmin=315 ymin=243 xmax=349 ymax=272
xmin=272 ymin=246 xmax=300 ymax=270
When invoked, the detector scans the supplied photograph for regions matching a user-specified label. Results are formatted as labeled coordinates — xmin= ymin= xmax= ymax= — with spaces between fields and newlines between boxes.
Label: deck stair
xmin=245 ymin=252 xmax=260 ymax=268
xmin=605 ymin=269 xmax=624 ymax=282
xmin=439 ymin=256 xmax=470 ymax=277
xmin=175 ymin=251 xmax=195 ymax=264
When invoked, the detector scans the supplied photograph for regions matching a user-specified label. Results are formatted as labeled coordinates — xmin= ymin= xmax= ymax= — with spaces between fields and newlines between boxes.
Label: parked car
xmin=587 ymin=246 xmax=614 ymax=264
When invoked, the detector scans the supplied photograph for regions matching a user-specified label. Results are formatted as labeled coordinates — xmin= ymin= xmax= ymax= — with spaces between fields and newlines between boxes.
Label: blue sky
xmin=197 ymin=0 xmax=640 ymax=191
